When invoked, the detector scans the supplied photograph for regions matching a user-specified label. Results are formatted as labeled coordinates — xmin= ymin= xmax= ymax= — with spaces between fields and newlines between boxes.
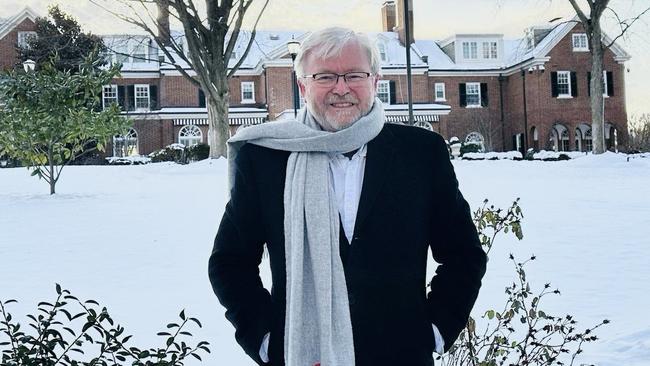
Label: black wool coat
xmin=209 ymin=123 xmax=487 ymax=366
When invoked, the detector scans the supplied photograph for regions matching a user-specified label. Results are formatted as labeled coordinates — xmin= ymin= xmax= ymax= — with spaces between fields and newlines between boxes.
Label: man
xmin=209 ymin=27 xmax=486 ymax=366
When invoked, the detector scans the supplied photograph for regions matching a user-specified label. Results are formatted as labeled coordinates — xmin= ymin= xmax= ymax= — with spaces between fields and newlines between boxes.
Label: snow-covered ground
xmin=1 ymin=153 xmax=649 ymax=365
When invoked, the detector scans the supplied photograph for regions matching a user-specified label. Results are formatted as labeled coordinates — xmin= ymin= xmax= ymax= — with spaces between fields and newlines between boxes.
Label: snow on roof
xmin=101 ymin=14 xmax=629 ymax=74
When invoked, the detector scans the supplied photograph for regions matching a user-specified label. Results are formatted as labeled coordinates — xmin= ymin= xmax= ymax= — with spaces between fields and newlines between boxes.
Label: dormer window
xmin=572 ymin=33 xmax=588 ymax=52
xmin=377 ymin=42 xmax=387 ymax=62
xmin=462 ymin=41 xmax=478 ymax=60
xmin=482 ymin=41 xmax=498 ymax=59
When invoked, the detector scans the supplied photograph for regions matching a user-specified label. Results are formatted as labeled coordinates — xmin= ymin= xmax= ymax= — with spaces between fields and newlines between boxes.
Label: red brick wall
xmin=0 ymin=18 xmax=36 ymax=71
xmin=503 ymin=23 xmax=628 ymax=151
xmin=431 ymin=76 xmax=504 ymax=150
xmin=266 ymin=66 xmax=294 ymax=119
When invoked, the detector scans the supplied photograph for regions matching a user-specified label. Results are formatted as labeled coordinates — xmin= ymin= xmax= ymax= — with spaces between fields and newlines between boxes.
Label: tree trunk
xmin=590 ymin=24 xmax=606 ymax=154
xmin=206 ymin=94 xmax=230 ymax=159
xmin=48 ymin=147 xmax=56 ymax=195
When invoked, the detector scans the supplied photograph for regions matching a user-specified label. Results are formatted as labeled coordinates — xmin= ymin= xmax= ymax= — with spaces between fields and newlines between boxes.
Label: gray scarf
xmin=227 ymin=99 xmax=385 ymax=366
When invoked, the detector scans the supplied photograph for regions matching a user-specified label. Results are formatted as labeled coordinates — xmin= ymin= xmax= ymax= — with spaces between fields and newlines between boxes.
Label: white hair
xmin=294 ymin=27 xmax=381 ymax=77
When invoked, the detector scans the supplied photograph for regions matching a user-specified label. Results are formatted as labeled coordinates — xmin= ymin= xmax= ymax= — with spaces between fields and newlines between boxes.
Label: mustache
xmin=326 ymin=95 xmax=358 ymax=104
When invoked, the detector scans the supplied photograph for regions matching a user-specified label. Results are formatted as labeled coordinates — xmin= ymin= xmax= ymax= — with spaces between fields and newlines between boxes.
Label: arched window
xmin=179 ymin=125 xmax=203 ymax=147
xmin=584 ymin=128 xmax=593 ymax=151
xmin=414 ymin=121 xmax=433 ymax=131
xmin=465 ymin=132 xmax=485 ymax=152
xmin=113 ymin=128 xmax=138 ymax=157
xmin=574 ymin=127 xmax=583 ymax=151
xmin=549 ymin=124 xmax=568 ymax=152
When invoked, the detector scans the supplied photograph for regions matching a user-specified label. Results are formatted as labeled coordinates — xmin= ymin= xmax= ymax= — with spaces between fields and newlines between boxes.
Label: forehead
xmin=303 ymin=42 xmax=371 ymax=74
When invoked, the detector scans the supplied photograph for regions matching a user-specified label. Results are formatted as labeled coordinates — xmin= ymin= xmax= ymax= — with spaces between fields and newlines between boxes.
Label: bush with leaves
xmin=437 ymin=199 xmax=608 ymax=366
xmin=0 ymin=55 xmax=131 ymax=195
xmin=0 ymin=285 xmax=210 ymax=366
xmin=149 ymin=144 xmax=187 ymax=164
xmin=187 ymin=144 xmax=210 ymax=162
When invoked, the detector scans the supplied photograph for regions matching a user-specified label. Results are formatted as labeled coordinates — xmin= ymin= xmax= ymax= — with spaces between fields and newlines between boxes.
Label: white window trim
xmin=17 ymin=31 xmax=37 ymax=48
xmin=557 ymin=71 xmax=572 ymax=98
xmin=602 ymin=70 xmax=609 ymax=98
xmin=481 ymin=41 xmax=498 ymax=59
xmin=434 ymin=82 xmax=446 ymax=102
xmin=572 ymin=33 xmax=588 ymax=52
xmin=462 ymin=41 xmax=478 ymax=60
xmin=377 ymin=80 xmax=391 ymax=104
xmin=102 ymin=84 xmax=118 ymax=110
xmin=179 ymin=125 xmax=203 ymax=147
xmin=377 ymin=42 xmax=387 ymax=62
xmin=465 ymin=82 xmax=481 ymax=108
xmin=241 ymin=81 xmax=255 ymax=104
xmin=134 ymin=84 xmax=150 ymax=111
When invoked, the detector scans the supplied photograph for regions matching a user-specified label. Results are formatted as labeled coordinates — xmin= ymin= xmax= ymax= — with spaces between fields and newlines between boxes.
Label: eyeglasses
xmin=301 ymin=72 xmax=373 ymax=87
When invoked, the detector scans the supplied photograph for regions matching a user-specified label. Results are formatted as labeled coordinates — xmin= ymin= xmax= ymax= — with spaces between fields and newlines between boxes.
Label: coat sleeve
xmin=426 ymin=135 xmax=487 ymax=352
xmin=208 ymin=144 xmax=271 ymax=365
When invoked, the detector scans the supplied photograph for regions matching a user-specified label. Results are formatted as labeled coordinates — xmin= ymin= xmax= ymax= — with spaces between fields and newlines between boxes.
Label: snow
xmin=462 ymin=151 xmax=523 ymax=160
xmin=1 ymin=154 xmax=649 ymax=365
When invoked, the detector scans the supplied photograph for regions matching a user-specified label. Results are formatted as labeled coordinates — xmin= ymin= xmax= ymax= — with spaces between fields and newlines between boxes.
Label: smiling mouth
xmin=330 ymin=102 xmax=354 ymax=108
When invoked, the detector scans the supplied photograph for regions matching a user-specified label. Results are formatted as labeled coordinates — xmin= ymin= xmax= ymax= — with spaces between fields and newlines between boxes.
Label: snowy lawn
xmin=1 ymin=153 xmax=649 ymax=365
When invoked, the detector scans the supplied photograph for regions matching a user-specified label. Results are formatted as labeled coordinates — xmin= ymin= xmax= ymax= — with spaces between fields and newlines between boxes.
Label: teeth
xmin=332 ymin=103 xmax=353 ymax=107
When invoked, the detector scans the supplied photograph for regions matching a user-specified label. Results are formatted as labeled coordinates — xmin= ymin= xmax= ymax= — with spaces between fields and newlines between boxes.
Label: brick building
xmin=1 ymin=2 xmax=630 ymax=156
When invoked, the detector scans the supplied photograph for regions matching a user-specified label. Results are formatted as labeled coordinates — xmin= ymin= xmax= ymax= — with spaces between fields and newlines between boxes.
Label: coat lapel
xmin=353 ymin=126 xmax=396 ymax=237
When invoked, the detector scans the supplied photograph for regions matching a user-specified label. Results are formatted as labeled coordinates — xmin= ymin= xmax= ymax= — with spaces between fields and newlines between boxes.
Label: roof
xmin=0 ymin=6 xmax=38 ymax=42
xmin=101 ymin=14 xmax=631 ymax=75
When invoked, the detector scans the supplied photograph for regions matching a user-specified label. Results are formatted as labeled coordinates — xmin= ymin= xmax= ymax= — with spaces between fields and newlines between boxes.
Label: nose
xmin=331 ymin=75 xmax=351 ymax=95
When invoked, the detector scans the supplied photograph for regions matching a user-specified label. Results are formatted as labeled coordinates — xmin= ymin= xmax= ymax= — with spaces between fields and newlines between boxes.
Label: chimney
xmin=157 ymin=0 xmax=171 ymax=47
xmin=395 ymin=0 xmax=414 ymax=46
xmin=381 ymin=1 xmax=396 ymax=32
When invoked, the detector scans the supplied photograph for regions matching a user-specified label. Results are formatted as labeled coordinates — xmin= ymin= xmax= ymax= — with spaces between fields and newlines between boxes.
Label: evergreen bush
xmin=0 ymin=285 xmax=210 ymax=366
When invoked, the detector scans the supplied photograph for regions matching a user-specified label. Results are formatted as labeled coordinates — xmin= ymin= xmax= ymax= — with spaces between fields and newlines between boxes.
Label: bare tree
xmin=472 ymin=114 xmax=499 ymax=152
xmin=628 ymin=113 xmax=650 ymax=152
xmin=566 ymin=0 xmax=650 ymax=154
xmin=94 ymin=0 xmax=270 ymax=158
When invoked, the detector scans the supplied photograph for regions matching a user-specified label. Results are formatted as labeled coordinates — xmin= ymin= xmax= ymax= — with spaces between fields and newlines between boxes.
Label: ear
xmin=297 ymin=78 xmax=307 ymax=97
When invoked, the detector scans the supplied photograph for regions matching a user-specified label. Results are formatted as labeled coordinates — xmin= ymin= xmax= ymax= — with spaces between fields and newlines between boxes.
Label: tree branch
xmin=605 ymin=5 xmax=650 ymax=49
xmin=227 ymin=0 xmax=270 ymax=78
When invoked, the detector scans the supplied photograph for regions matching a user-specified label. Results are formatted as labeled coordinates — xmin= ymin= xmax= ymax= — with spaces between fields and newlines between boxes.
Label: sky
xmin=2 ymin=0 xmax=649 ymax=117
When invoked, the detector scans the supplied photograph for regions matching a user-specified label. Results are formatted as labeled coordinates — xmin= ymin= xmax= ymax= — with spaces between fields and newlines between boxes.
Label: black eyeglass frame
xmin=300 ymin=72 xmax=374 ymax=84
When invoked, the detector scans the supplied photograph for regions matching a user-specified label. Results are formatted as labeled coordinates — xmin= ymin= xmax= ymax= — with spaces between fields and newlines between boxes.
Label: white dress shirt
xmin=259 ymin=146 xmax=444 ymax=362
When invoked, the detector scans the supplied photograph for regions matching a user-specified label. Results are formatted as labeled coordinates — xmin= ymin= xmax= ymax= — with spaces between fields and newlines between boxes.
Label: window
xmin=134 ymin=84 xmax=150 ymax=110
xmin=466 ymin=82 xmax=481 ymax=107
xmin=102 ymin=85 xmax=118 ymax=109
xmin=602 ymin=70 xmax=609 ymax=97
xmin=131 ymin=43 xmax=147 ymax=63
xmin=482 ymin=41 xmax=498 ymax=59
xmin=434 ymin=83 xmax=446 ymax=101
xmin=465 ymin=132 xmax=485 ymax=152
xmin=462 ymin=41 xmax=478 ymax=59
xmin=572 ymin=33 xmax=588 ymax=52
xmin=113 ymin=128 xmax=138 ymax=157
xmin=17 ymin=31 xmax=37 ymax=48
xmin=179 ymin=125 xmax=203 ymax=147
xmin=376 ymin=80 xmax=390 ymax=104
xmin=377 ymin=42 xmax=387 ymax=62
xmin=557 ymin=71 xmax=571 ymax=97
xmin=241 ymin=81 xmax=255 ymax=103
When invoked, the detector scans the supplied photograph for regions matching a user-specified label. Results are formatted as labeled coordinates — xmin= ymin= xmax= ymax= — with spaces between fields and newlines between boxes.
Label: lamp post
xmin=23 ymin=59 xmax=36 ymax=72
xmin=287 ymin=37 xmax=300 ymax=118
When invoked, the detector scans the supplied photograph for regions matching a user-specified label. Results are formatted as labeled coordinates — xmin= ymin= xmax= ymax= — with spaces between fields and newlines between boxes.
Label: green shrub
xmin=0 ymin=285 xmax=210 ymax=366
xmin=149 ymin=144 xmax=186 ymax=164
xmin=460 ymin=142 xmax=483 ymax=155
xmin=187 ymin=143 xmax=210 ymax=162
xmin=438 ymin=199 xmax=607 ymax=366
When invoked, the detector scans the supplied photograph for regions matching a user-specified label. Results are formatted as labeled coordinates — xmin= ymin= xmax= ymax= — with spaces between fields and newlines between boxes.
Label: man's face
xmin=297 ymin=42 xmax=378 ymax=132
